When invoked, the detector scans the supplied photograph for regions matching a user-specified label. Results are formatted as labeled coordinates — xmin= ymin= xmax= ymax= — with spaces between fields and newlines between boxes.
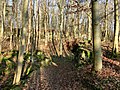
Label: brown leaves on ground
xmin=24 ymin=40 xmax=120 ymax=90
xmin=25 ymin=57 xmax=120 ymax=90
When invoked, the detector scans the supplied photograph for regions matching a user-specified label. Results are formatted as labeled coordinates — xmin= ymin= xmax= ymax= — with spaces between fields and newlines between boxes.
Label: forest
xmin=0 ymin=0 xmax=120 ymax=90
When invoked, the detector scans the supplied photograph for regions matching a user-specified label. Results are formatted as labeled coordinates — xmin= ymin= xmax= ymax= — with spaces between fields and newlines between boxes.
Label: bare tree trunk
xmin=0 ymin=1 xmax=4 ymax=63
xmin=30 ymin=0 xmax=35 ymax=62
xmin=77 ymin=2 xmax=80 ymax=38
xmin=3 ymin=1 xmax=6 ymax=31
xmin=112 ymin=0 xmax=119 ymax=56
xmin=92 ymin=0 xmax=102 ymax=72
xmin=10 ymin=20 xmax=13 ymax=50
xmin=59 ymin=8 xmax=64 ymax=56
xmin=38 ymin=1 xmax=41 ymax=47
xmin=45 ymin=14 xmax=47 ymax=46
xmin=104 ymin=0 xmax=108 ymax=41
xmin=43 ymin=0 xmax=48 ymax=46
xmin=12 ymin=0 xmax=17 ymax=50
xmin=35 ymin=0 xmax=39 ymax=50
xmin=0 ymin=1 xmax=3 ymax=54
xmin=88 ymin=12 xmax=92 ymax=42
xmin=57 ymin=0 xmax=65 ymax=56
xmin=27 ymin=0 xmax=32 ymax=52
xmin=13 ymin=0 xmax=28 ymax=85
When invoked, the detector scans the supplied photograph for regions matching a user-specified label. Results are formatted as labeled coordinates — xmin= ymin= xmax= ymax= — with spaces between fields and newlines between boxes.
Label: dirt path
xmin=24 ymin=56 xmax=120 ymax=90
xmin=40 ymin=60 xmax=82 ymax=90
xmin=26 ymin=59 xmax=86 ymax=90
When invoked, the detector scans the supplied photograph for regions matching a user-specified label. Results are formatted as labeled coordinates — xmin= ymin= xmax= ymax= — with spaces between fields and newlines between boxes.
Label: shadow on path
xmin=40 ymin=57 xmax=83 ymax=90
xmin=25 ymin=55 xmax=120 ymax=90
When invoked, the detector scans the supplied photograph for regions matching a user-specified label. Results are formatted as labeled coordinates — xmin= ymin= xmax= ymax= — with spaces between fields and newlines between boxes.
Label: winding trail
xmin=26 ymin=59 xmax=85 ymax=90
xmin=24 ymin=56 xmax=120 ymax=90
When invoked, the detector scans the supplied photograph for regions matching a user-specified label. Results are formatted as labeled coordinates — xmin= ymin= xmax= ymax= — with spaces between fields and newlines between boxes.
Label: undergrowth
xmin=0 ymin=50 xmax=49 ymax=90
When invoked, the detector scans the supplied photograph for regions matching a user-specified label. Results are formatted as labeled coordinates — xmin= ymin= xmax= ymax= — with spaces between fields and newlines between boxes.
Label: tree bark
xmin=92 ymin=0 xmax=102 ymax=71
xmin=112 ymin=0 xmax=119 ymax=56
xmin=104 ymin=0 xmax=108 ymax=41
xmin=13 ymin=0 xmax=28 ymax=85
xmin=10 ymin=20 xmax=13 ymax=50
xmin=0 ymin=1 xmax=4 ymax=54
xmin=88 ymin=12 xmax=92 ymax=42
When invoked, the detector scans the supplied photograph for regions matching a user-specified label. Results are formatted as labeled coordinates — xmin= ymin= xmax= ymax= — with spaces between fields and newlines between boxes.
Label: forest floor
xmin=0 ymin=40 xmax=120 ymax=90
xmin=25 ymin=55 xmax=120 ymax=90
xmin=22 ymin=41 xmax=120 ymax=90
